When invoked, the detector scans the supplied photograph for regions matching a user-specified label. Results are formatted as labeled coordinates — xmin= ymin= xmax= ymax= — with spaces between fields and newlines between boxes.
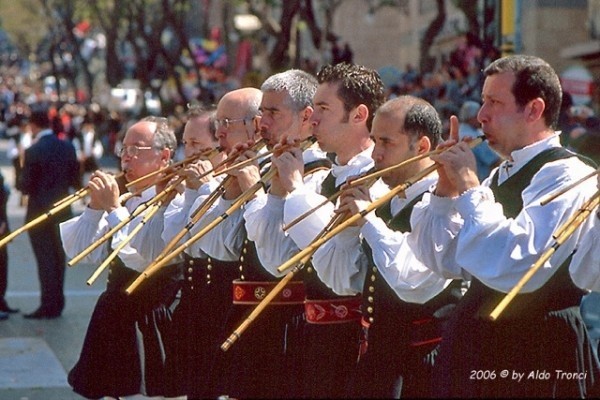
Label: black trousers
xmin=0 ymin=240 xmax=7 ymax=301
xmin=27 ymin=220 xmax=65 ymax=314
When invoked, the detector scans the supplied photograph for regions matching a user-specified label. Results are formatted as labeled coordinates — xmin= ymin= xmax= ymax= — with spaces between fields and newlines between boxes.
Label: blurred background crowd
xmin=1 ymin=0 xmax=600 ymax=195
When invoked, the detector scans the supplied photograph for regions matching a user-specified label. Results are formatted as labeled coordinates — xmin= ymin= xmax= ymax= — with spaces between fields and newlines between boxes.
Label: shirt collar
xmin=35 ymin=129 xmax=54 ymax=141
xmin=497 ymin=133 xmax=561 ymax=183
xmin=331 ymin=145 xmax=374 ymax=180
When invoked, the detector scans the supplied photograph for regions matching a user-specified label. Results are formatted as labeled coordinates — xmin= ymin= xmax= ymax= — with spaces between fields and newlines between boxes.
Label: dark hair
xmin=377 ymin=95 xmax=442 ymax=148
xmin=484 ymin=55 xmax=562 ymax=129
xmin=316 ymin=62 xmax=386 ymax=130
xmin=28 ymin=106 xmax=50 ymax=129
xmin=187 ymin=104 xmax=218 ymax=139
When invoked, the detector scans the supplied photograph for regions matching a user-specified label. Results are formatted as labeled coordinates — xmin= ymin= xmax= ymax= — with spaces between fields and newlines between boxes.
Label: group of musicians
xmin=50 ymin=55 xmax=600 ymax=399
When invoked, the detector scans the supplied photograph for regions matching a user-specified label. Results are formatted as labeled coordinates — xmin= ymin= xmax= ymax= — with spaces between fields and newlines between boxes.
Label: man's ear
xmin=417 ymin=135 xmax=432 ymax=155
xmin=351 ymin=104 xmax=369 ymax=125
xmin=525 ymin=97 xmax=545 ymax=123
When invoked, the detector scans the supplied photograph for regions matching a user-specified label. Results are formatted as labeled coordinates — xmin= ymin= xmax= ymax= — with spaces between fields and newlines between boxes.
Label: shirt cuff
xmin=183 ymin=188 xmax=200 ymax=208
xmin=80 ymin=206 xmax=106 ymax=224
xmin=361 ymin=214 xmax=390 ymax=244
xmin=454 ymin=186 xmax=494 ymax=218
xmin=427 ymin=191 xmax=456 ymax=216
xmin=106 ymin=206 xmax=130 ymax=228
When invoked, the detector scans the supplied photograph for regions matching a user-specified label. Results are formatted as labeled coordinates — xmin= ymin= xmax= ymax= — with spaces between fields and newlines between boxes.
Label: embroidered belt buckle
xmin=304 ymin=297 xmax=362 ymax=324
xmin=232 ymin=279 xmax=305 ymax=305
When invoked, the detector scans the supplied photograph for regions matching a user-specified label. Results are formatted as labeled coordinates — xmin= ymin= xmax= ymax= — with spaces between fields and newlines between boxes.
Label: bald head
xmin=376 ymin=95 xmax=442 ymax=147
xmin=215 ymin=87 xmax=263 ymax=152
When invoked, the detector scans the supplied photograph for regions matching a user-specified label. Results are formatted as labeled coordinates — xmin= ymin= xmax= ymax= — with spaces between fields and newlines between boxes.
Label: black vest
xmin=361 ymin=194 xmax=462 ymax=333
xmin=462 ymin=147 xmax=587 ymax=321
xmin=298 ymin=169 xmax=361 ymax=300
xmin=238 ymin=157 xmax=332 ymax=283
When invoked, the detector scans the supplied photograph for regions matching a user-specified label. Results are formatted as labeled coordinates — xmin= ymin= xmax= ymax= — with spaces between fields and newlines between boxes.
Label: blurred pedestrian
xmin=19 ymin=105 xmax=80 ymax=319
xmin=0 ymin=170 xmax=18 ymax=320
xmin=458 ymin=100 xmax=501 ymax=181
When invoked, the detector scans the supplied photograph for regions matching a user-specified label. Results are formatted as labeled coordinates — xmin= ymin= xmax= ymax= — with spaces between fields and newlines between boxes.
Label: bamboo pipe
xmin=195 ymin=139 xmax=268 ymax=182
xmin=124 ymin=177 xmax=233 ymax=294
xmin=86 ymin=201 xmax=163 ymax=285
xmin=282 ymin=175 xmax=376 ymax=233
xmin=125 ymin=168 xmax=276 ymax=295
xmin=68 ymin=175 xmax=185 ymax=267
xmin=277 ymin=136 xmax=484 ymax=274
xmin=539 ymin=168 xmax=599 ymax=206
xmin=215 ymin=137 xmax=316 ymax=177
xmin=52 ymin=187 xmax=90 ymax=208
xmin=0 ymin=172 xmax=127 ymax=249
xmin=53 ymin=172 xmax=126 ymax=208
xmin=221 ymin=212 xmax=347 ymax=351
xmin=125 ymin=148 xmax=218 ymax=189
xmin=0 ymin=194 xmax=77 ymax=248
xmin=489 ymin=190 xmax=600 ymax=321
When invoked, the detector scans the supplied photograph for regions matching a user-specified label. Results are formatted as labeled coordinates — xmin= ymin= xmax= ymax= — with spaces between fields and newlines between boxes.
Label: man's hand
xmin=223 ymin=142 xmax=262 ymax=199
xmin=433 ymin=115 xmax=480 ymax=197
xmin=334 ymin=182 xmax=372 ymax=227
xmin=88 ymin=171 xmax=121 ymax=212
xmin=183 ymin=159 xmax=214 ymax=190
xmin=270 ymin=138 xmax=304 ymax=197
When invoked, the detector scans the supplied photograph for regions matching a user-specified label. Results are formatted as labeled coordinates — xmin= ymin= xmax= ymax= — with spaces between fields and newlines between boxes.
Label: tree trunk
xmin=419 ymin=0 xmax=446 ymax=73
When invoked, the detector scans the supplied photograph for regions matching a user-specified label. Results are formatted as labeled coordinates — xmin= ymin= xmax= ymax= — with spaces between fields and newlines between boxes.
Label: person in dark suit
xmin=0 ymin=170 xmax=18 ymax=320
xmin=19 ymin=105 xmax=80 ymax=319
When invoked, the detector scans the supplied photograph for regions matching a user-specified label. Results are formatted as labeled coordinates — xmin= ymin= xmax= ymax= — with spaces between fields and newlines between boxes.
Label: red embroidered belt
xmin=304 ymin=297 xmax=362 ymax=324
xmin=409 ymin=317 xmax=442 ymax=347
xmin=232 ymin=279 xmax=305 ymax=305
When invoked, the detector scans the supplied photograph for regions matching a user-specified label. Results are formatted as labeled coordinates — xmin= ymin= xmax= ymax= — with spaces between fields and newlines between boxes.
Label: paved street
xmin=0 ymin=137 xmax=118 ymax=400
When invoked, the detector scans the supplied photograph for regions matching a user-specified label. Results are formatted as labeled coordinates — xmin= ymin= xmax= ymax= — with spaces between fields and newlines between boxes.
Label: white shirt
xmin=408 ymin=134 xmax=597 ymax=293
xmin=312 ymin=174 xmax=451 ymax=303
xmin=570 ymin=210 xmax=600 ymax=292
xmin=60 ymin=187 xmax=164 ymax=273
xmin=283 ymin=145 xmax=389 ymax=250
xmin=185 ymin=152 xmax=271 ymax=261
xmin=245 ymin=145 xmax=389 ymax=277
xmin=161 ymin=179 xmax=223 ymax=259
xmin=242 ymin=146 xmax=330 ymax=272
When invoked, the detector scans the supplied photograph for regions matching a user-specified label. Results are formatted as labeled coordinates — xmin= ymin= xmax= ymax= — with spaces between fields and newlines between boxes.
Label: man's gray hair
xmin=260 ymin=69 xmax=318 ymax=112
xmin=142 ymin=116 xmax=177 ymax=154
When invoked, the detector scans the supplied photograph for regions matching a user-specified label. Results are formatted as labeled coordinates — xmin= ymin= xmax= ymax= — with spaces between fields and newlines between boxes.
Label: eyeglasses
xmin=117 ymin=145 xmax=155 ymax=158
xmin=215 ymin=117 xmax=252 ymax=130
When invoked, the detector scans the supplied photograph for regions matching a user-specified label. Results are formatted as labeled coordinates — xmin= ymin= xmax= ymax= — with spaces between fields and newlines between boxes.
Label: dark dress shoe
xmin=0 ymin=311 xmax=8 ymax=320
xmin=23 ymin=309 xmax=61 ymax=319
xmin=0 ymin=303 xmax=19 ymax=313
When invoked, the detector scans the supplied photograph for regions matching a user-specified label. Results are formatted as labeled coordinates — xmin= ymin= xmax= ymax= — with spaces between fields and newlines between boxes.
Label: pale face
xmin=478 ymin=72 xmax=529 ymax=158
xmin=371 ymin=111 xmax=420 ymax=187
xmin=215 ymin=96 xmax=257 ymax=153
xmin=310 ymin=82 xmax=351 ymax=154
xmin=259 ymin=90 xmax=304 ymax=147
xmin=120 ymin=121 xmax=170 ymax=187
xmin=182 ymin=115 xmax=217 ymax=158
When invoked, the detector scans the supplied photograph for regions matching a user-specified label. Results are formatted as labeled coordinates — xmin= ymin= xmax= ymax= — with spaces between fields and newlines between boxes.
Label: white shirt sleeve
xmin=570 ymin=211 xmax=600 ymax=292
xmin=361 ymin=213 xmax=451 ymax=304
xmin=243 ymin=193 xmax=301 ymax=276
xmin=60 ymin=207 xmax=110 ymax=265
xmin=189 ymin=195 xmax=245 ymax=261
xmin=311 ymin=224 xmax=366 ymax=296
xmin=410 ymin=158 xmax=597 ymax=293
